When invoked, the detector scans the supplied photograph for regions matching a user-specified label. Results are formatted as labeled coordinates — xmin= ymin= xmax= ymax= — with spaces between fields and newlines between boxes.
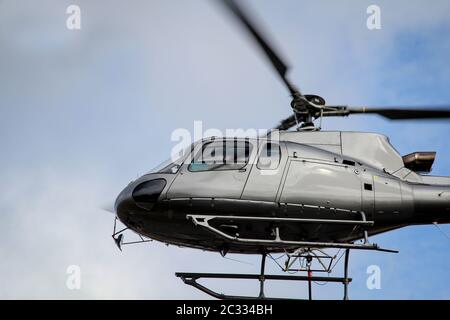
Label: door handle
xmin=238 ymin=168 xmax=247 ymax=173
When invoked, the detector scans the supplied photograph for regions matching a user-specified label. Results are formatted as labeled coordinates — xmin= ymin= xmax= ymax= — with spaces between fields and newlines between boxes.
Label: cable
xmin=433 ymin=222 xmax=450 ymax=240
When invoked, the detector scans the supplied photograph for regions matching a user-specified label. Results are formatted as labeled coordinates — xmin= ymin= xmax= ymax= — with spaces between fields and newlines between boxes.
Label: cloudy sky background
xmin=1 ymin=0 xmax=450 ymax=299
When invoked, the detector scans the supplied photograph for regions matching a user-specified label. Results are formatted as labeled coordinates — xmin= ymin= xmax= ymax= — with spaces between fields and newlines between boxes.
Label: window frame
xmin=188 ymin=139 xmax=252 ymax=172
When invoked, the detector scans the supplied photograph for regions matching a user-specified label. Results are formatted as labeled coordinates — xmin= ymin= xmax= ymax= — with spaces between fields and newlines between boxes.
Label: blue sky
xmin=0 ymin=0 xmax=450 ymax=299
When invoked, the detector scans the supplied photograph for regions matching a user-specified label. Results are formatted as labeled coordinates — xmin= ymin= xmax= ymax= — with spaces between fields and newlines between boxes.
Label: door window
xmin=257 ymin=142 xmax=281 ymax=170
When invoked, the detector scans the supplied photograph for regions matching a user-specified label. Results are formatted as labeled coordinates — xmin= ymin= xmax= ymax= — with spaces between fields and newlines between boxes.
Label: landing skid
xmin=176 ymin=250 xmax=352 ymax=300
xmin=177 ymin=212 xmax=398 ymax=299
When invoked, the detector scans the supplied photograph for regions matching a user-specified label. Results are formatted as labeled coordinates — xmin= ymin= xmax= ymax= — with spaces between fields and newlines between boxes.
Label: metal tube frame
xmin=111 ymin=217 xmax=153 ymax=251
xmin=176 ymin=213 xmax=398 ymax=299
xmin=176 ymin=250 xmax=354 ymax=300
xmin=186 ymin=214 xmax=396 ymax=252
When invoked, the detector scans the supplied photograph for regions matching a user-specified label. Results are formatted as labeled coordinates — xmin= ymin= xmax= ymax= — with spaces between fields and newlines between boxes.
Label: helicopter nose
xmin=114 ymin=184 xmax=133 ymax=214
xmin=115 ymin=178 xmax=167 ymax=213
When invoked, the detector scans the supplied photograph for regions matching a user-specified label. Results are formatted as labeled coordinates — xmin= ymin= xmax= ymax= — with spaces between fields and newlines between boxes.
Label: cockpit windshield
xmin=148 ymin=144 xmax=193 ymax=174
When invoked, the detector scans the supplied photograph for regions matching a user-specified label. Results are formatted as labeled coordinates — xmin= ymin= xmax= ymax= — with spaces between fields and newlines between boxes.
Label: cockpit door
xmin=166 ymin=139 xmax=256 ymax=200
xmin=241 ymin=141 xmax=287 ymax=202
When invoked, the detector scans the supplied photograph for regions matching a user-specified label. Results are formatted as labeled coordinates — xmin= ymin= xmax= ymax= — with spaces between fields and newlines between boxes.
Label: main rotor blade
xmin=275 ymin=114 xmax=297 ymax=130
xmin=274 ymin=106 xmax=450 ymax=130
xmin=101 ymin=204 xmax=116 ymax=214
xmin=220 ymin=0 xmax=300 ymax=97
xmin=347 ymin=107 xmax=450 ymax=120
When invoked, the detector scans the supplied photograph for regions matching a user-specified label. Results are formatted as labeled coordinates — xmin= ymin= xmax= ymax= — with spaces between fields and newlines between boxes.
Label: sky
xmin=0 ymin=0 xmax=450 ymax=299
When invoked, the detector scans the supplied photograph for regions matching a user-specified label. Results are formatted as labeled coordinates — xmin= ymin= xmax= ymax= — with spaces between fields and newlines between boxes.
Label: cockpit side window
xmin=157 ymin=161 xmax=182 ymax=174
xmin=189 ymin=140 xmax=251 ymax=172
xmin=148 ymin=144 xmax=193 ymax=174
xmin=257 ymin=142 xmax=281 ymax=170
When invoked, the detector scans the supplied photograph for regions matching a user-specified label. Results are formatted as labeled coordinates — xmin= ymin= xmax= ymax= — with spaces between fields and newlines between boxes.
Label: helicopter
xmin=111 ymin=0 xmax=450 ymax=299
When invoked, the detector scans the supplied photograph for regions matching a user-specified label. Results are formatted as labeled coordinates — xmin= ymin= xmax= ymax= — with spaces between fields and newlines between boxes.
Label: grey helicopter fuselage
xmin=115 ymin=130 xmax=450 ymax=254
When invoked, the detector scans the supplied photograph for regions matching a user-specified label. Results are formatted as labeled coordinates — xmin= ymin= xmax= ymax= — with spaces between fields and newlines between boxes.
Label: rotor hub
xmin=304 ymin=94 xmax=326 ymax=106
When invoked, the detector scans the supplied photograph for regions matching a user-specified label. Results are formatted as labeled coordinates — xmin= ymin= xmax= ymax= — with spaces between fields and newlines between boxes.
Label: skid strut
xmin=258 ymin=253 xmax=266 ymax=299
xmin=344 ymin=249 xmax=350 ymax=300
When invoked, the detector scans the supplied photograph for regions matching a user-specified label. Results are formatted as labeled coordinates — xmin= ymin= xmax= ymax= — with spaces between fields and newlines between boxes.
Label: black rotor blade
xmin=275 ymin=114 xmax=297 ymax=130
xmin=220 ymin=0 xmax=300 ymax=97
xmin=275 ymin=106 xmax=450 ymax=130
xmin=347 ymin=107 xmax=450 ymax=120
xmin=101 ymin=204 xmax=115 ymax=214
